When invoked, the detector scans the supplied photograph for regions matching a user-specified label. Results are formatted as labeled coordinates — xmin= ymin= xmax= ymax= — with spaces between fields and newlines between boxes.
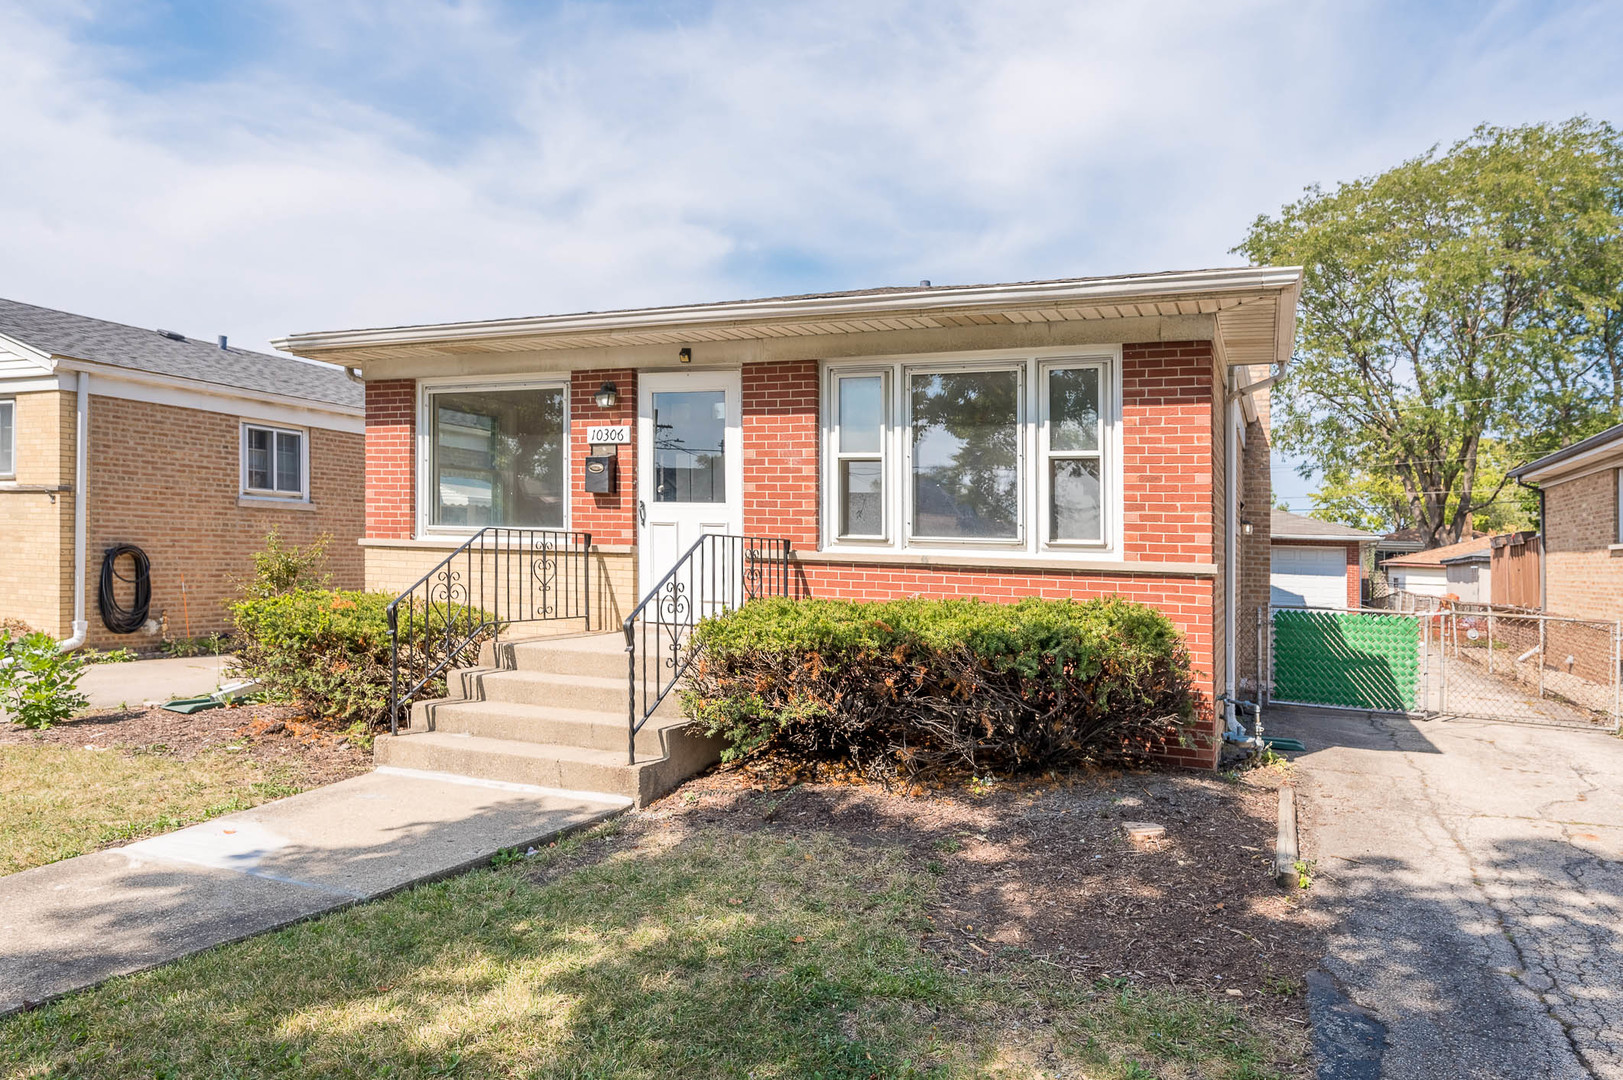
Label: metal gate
xmin=1261 ymin=605 xmax=1622 ymax=731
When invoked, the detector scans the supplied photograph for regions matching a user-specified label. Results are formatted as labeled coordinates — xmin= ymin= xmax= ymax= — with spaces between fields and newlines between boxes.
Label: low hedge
xmin=684 ymin=596 xmax=1195 ymax=777
xmin=231 ymin=590 xmax=494 ymax=730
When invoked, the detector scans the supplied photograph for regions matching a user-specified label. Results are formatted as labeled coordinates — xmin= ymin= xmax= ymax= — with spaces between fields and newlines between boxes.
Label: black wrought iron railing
xmin=386 ymin=527 xmax=592 ymax=734
xmin=623 ymin=534 xmax=793 ymax=763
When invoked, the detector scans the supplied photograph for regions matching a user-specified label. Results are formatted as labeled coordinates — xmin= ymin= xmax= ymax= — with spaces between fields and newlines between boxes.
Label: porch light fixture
xmin=594 ymin=381 xmax=618 ymax=409
xmin=678 ymin=347 xmax=692 ymax=364
xmin=1241 ymin=518 xmax=1254 ymax=536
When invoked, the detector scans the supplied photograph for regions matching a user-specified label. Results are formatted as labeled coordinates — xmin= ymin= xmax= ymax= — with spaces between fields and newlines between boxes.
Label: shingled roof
xmin=0 ymin=297 xmax=362 ymax=410
xmin=1270 ymin=508 xmax=1379 ymax=541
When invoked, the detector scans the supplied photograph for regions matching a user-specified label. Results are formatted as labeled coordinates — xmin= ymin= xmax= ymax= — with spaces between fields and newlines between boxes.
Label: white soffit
xmin=274 ymin=266 xmax=1303 ymax=367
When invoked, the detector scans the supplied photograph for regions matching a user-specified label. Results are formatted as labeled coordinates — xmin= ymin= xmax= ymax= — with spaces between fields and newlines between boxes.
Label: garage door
xmin=1271 ymin=545 xmax=1348 ymax=608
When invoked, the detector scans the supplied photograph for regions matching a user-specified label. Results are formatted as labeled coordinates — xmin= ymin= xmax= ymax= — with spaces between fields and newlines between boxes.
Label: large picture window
xmin=823 ymin=352 xmax=1118 ymax=556
xmin=427 ymin=383 xmax=567 ymax=528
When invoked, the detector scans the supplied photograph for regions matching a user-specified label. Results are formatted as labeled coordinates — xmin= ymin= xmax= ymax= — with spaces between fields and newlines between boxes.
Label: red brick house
xmin=277 ymin=268 xmax=1298 ymax=776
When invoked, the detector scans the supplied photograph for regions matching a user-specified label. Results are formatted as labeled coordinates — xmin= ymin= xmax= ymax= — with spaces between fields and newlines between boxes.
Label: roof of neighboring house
xmin=0 ymin=297 xmax=363 ymax=410
xmin=1509 ymin=422 xmax=1623 ymax=484
xmin=1269 ymin=509 xmax=1378 ymax=542
xmin=1380 ymin=534 xmax=1495 ymax=569
xmin=272 ymin=265 xmax=1304 ymax=374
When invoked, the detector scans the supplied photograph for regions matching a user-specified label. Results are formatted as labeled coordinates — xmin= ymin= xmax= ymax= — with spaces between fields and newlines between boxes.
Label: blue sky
xmin=3 ymin=0 xmax=1621 ymax=510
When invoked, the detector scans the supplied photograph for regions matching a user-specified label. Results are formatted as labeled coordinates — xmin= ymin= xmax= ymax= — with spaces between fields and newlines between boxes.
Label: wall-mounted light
xmin=593 ymin=380 xmax=618 ymax=409
xmin=678 ymin=347 xmax=692 ymax=364
xmin=1241 ymin=518 xmax=1254 ymax=536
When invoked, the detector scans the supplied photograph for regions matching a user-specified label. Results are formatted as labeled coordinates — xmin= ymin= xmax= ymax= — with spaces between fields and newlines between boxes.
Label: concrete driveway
xmin=1268 ymin=706 xmax=1623 ymax=1080
xmin=77 ymin=654 xmax=233 ymax=709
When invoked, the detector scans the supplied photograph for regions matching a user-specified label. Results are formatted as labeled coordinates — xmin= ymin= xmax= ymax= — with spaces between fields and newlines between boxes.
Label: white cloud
xmin=0 ymin=0 xmax=1619 ymax=351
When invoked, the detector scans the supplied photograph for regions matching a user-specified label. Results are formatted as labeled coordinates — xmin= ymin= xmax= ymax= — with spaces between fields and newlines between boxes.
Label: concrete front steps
xmin=373 ymin=630 xmax=720 ymax=807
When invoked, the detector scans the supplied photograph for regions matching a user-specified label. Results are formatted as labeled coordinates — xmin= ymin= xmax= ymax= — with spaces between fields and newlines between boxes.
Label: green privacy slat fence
xmin=1272 ymin=610 xmax=1419 ymax=712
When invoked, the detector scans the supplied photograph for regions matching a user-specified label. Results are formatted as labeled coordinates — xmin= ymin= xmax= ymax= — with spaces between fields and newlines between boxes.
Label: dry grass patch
xmin=0 ymin=810 xmax=1307 ymax=1078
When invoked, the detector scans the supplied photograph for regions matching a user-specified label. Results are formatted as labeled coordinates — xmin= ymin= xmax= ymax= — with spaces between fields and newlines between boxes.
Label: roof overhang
xmin=1510 ymin=423 xmax=1623 ymax=486
xmin=272 ymin=266 xmax=1302 ymax=370
xmin=1272 ymin=532 xmax=1377 ymax=542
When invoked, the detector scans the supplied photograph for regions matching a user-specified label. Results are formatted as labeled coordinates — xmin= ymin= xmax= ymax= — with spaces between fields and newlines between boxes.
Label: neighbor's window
xmin=824 ymin=353 xmax=1115 ymax=555
xmin=0 ymin=399 xmax=13 ymax=479
xmin=241 ymin=423 xmax=304 ymax=498
xmin=428 ymin=384 xmax=566 ymax=528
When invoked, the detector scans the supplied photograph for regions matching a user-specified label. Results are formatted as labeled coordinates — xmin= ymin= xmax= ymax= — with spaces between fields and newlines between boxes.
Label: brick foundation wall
xmin=365 ymin=380 xmax=415 ymax=540
xmin=82 ymin=396 xmax=364 ymax=649
xmin=1543 ymin=466 xmax=1623 ymax=621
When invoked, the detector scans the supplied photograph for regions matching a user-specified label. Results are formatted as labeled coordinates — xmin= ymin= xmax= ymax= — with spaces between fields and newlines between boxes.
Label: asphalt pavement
xmin=1268 ymin=705 xmax=1623 ymax=1080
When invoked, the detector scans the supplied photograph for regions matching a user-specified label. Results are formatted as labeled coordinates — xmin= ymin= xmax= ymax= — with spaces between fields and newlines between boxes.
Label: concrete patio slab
xmin=77 ymin=654 xmax=234 ymax=709
xmin=0 ymin=767 xmax=629 ymax=1013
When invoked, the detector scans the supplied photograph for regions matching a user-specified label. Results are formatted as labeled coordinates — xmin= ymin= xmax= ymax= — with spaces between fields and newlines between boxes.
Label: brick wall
xmin=365 ymin=379 xmax=415 ymax=540
xmin=1543 ymin=466 xmax=1623 ymax=621
xmin=742 ymin=360 xmax=820 ymax=547
xmin=1235 ymin=386 xmax=1273 ymax=695
xmin=1121 ymin=342 xmax=1214 ymax=562
xmin=83 ymin=396 xmax=364 ymax=648
xmin=570 ymin=368 xmax=637 ymax=547
xmin=0 ymin=389 xmax=73 ymax=635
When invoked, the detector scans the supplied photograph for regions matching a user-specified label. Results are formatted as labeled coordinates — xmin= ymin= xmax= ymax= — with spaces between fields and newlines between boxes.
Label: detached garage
xmin=1270 ymin=509 xmax=1377 ymax=609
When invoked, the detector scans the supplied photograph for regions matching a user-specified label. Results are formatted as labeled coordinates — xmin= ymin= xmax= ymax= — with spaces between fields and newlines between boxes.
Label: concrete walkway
xmin=0 ymin=768 xmax=628 ymax=1012
xmin=78 ymin=654 xmax=234 ymax=709
xmin=1269 ymin=706 xmax=1623 ymax=1080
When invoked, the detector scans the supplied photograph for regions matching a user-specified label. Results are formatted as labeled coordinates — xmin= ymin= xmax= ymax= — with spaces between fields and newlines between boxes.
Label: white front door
xmin=637 ymin=369 xmax=743 ymax=598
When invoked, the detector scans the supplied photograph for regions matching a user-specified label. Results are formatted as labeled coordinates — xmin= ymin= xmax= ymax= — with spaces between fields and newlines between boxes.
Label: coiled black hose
xmin=99 ymin=544 xmax=151 ymax=635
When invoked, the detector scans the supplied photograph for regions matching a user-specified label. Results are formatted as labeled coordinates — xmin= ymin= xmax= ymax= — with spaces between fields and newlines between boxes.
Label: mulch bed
xmin=0 ymin=702 xmax=372 ymax=787
xmin=539 ymin=761 xmax=1326 ymax=1026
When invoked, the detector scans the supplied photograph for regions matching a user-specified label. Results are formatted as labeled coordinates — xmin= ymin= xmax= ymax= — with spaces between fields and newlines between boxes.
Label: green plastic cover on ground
xmin=1272 ymin=610 xmax=1418 ymax=711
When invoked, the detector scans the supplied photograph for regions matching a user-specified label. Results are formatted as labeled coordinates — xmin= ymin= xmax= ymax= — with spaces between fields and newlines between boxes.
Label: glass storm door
xmin=636 ymin=370 xmax=743 ymax=600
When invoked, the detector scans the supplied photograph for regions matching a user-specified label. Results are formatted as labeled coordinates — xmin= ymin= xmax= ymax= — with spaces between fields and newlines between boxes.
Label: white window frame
xmin=239 ymin=421 xmax=308 ymax=501
xmin=0 ymin=398 xmax=14 ymax=480
xmin=1038 ymin=359 xmax=1110 ymax=549
xmin=828 ymin=369 xmax=890 ymax=543
xmin=820 ymin=346 xmax=1123 ymax=560
xmin=416 ymin=375 xmax=572 ymax=537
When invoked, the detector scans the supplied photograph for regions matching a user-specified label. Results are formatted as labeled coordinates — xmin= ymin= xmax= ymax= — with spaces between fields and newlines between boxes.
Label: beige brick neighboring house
xmin=1510 ymin=423 xmax=1623 ymax=621
xmin=0 ymin=299 xmax=364 ymax=650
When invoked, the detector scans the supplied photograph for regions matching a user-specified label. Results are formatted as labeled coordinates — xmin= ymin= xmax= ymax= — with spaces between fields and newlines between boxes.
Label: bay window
xmin=823 ymin=350 xmax=1118 ymax=556
xmin=424 ymin=382 xmax=567 ymax=529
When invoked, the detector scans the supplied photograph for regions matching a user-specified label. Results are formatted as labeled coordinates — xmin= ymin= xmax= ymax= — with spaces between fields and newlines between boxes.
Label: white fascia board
xmin=0 ymin=331 xmax=57 ymax=373
xmin=1513 ymin=439 xmax=1623 ymax=486
xmin=0 ymin=373 xmax=77 ymax=393
xmin=1271 ymin=532 xmax=1374 ymax=542
xmin=52 ymin=359 xmax=364 ymax=433
xmin=272 ymin=266 xmax=1306 ymax=356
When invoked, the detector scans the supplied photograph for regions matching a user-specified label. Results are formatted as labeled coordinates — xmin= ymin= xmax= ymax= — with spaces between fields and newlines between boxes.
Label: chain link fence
xmin=1261 ymin=605 xmax=1622 ymax=731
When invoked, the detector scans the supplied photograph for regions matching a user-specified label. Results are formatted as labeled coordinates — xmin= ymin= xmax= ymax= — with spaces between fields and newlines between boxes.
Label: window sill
xmin=238 ymin=496 xmax=315 ymax=511
xmin=1609 ymin=544 xmax=1623 ymax=554
xmin=800 ymin=548 xmax=1218 ymax=577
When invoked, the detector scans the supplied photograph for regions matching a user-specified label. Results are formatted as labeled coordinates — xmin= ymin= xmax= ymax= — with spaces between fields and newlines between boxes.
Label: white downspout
xmin=1224 ymin=377 xmax=1240 ymax=734
xmin=58 ymin=371 xmax=89 ymax=652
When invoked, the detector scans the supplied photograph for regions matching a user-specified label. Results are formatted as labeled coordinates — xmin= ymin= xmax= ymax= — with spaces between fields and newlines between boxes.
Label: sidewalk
xmin=78 ymin=654 xmax=234 ymax=709
xmin=0 ymin=767 xmax=629 ymax=1012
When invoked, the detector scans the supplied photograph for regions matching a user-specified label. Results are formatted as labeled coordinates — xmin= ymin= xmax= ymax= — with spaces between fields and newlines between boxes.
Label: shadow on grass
xmin=0 ymin=823 xmax=1293 ymax=1079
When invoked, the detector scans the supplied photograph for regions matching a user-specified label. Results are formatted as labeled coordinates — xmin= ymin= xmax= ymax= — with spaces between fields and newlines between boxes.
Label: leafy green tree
xmin=1238 ymin=119 xmax=1623 ymax=547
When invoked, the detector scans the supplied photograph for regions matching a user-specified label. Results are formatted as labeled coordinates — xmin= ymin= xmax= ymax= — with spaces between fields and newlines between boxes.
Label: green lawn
xmin=0 ymin=821 xmax=1300 ymax=1079
xmin=0 ymin=744 xmax=304 ymax=875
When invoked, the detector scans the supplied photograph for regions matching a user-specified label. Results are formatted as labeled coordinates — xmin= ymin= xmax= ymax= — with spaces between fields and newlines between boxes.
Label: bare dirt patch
xmin=0 ymin=702 xmax=371 ymax=788
xmin=532 ymin=761 xmax=1328 ymax=1029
